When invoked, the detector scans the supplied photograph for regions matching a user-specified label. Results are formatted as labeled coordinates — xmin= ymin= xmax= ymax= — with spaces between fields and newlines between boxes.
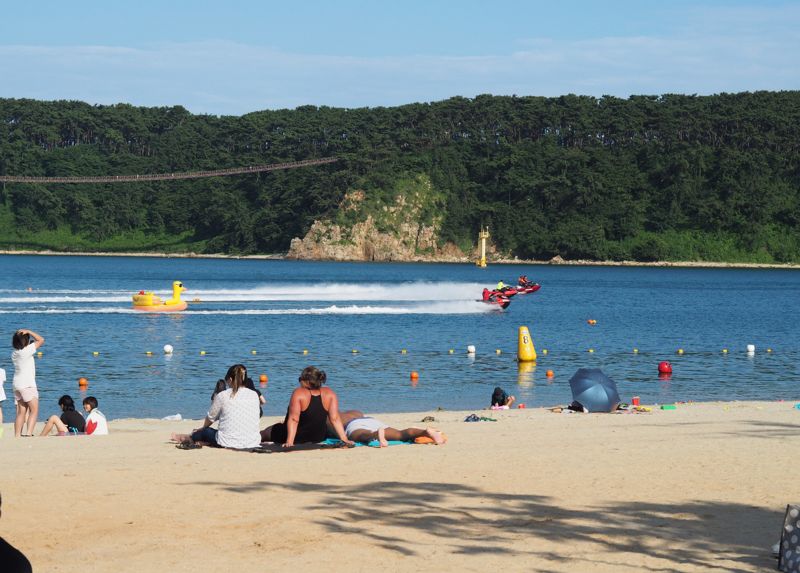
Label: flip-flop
xmin=464 ymin=414 xmax=481 ymax=422
xmin=175 ymin=441 xmax=202 ymax=450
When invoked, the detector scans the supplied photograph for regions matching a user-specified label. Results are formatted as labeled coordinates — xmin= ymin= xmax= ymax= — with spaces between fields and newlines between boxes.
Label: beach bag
xmin=779 ymin=505 xmax=800 ymax=572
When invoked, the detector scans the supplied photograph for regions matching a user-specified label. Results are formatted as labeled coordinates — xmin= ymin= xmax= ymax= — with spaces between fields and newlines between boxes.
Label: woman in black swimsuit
xmin=260 ymin=366 xmax=352 ymax=447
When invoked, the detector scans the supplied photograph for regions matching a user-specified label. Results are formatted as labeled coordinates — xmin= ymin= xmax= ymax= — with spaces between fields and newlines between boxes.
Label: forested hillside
xmin=1 ymin=91 xmax=799 ymax=262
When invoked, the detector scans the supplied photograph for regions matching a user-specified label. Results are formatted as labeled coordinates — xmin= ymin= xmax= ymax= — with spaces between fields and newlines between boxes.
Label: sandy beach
xmin=0 ymin=400 xmax=794 ymax=572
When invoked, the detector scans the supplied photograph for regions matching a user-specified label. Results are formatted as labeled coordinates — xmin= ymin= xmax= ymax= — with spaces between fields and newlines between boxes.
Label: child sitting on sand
xmin=39 ymin=394 xmax=86 ymax=436
xmin=491 ymin=386 xmax=515 ymax=409
xmin=83 ymin=396 xmax=109 ymax=435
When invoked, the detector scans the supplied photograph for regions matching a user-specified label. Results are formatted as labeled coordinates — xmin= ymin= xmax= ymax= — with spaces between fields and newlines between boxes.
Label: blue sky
xmin=1 ymin=0 xmax=798 ymax=115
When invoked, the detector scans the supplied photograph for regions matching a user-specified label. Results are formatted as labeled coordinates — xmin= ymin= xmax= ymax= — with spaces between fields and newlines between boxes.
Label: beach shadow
xmin=196 ymin=479 xmax=779 ymax=570
xmin=731 ymin=420 xmax=800 ymax=438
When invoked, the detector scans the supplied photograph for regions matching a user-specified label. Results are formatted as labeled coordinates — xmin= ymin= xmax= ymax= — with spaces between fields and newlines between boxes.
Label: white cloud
xmin=0 ymin=5 xmax=798 ymax=115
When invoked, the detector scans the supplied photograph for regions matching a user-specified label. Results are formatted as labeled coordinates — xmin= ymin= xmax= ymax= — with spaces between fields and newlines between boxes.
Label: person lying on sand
xmin=336 ymin=409 xmax=446 ymax=447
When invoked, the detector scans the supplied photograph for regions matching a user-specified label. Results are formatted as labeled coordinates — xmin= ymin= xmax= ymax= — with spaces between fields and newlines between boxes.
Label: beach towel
xmin=779 ymin=505 xmax=800 ymax=572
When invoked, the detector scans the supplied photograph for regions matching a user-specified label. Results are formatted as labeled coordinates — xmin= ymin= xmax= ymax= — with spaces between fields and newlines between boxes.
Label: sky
xmin=1 ymin=0 xmax=798 ymax=116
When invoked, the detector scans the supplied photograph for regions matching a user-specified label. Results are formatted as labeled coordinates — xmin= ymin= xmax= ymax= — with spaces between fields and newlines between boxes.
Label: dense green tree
xmin=0 ymin=92 xmax=798 ymax=262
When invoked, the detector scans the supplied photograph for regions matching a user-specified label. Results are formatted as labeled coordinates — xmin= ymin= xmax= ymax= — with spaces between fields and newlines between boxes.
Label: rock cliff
xmin=287 ymin=176 xmax=472 ymax=262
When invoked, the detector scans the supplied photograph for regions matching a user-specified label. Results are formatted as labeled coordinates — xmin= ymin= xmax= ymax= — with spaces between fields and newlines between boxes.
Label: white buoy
xmin=467 ymin=345 xmax=476 ymax=355
xmin=163 ymin=344 xmax=174 ymax=354
xmin=746 ymin=344 xmax=755 ymax=354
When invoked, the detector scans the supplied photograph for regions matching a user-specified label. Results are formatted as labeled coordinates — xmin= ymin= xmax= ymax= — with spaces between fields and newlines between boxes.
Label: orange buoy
xmin=546 ymin=369 xmax=554 ymax=378
xmin=259 ymin=374 xmax=268 ymax=384
xmin=78 ymin=377 xmax=88 ymax=388
xmin=410 ymin=371 xmax=419 ymax=381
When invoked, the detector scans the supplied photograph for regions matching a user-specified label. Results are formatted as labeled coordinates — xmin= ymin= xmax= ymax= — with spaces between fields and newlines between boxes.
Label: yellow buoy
xmin=588 ymin=348 xmax=594 ymax=353
xmin=448 ymin=349 xmax=454 ymax=354
xmin=767 ymin=348 xmax=773 ymax=353
xmin=251 ymin=350 xmax=257 ymax=355
xmin=722 ymin=348 xmax=728 ymax=354
xmin=303 ymin=349 xmax=309 ymax=355
xmin=633 ymin=348 xmax=639 ymax=354
xmin=677 ymin=348 xmax=684 ymax=355
xmin=92 ymin=351 xmax=99 ymax=356
xmin=517 ymin=326 xmax=537 ymax=362
xmin=542 ymin=349 xmax=548 ymax=356
xmin=36 ymin=351 xmax=43 ymax=357
xmin=200 ymin=350 xmax=206 ymax=356
xmin=145 ymin=351 xmax=153 ymax=356
xmin=401 ymin=349 xmax=407 ymax=354
xmin=495 ymin=349 xmax=502 ymax=355
xmin=352 ymin=349 xmax=358 ymax=354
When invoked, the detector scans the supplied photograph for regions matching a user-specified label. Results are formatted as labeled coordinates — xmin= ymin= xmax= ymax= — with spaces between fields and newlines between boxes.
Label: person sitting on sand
xmin=337 ymin=410 xmax=445 ymax=447
xmin=260 ymin=366 xmax=352 ymax=447
xmin=491 ymin=386 xmax=515 ymax=409
xmin=82 ymin=396 xmax=109 ymax=435
xmin=39 ymin=394 xmax=86 ymax=436
xmin=171 ymin=364 xmax=261 ymax=449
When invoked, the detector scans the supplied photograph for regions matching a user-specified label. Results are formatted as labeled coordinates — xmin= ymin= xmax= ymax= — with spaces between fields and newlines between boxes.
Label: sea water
xmin=0 ymin=255 xmax=798 ymax=419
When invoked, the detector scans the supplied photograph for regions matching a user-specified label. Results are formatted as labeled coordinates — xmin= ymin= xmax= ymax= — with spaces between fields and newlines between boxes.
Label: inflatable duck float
xmin=132 ymin=281 xmax=187 ymax=312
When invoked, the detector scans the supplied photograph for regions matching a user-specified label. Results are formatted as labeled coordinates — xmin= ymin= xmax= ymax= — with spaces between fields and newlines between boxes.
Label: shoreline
xmin=1 ymin=399 xmax=792 ymax=572
xmin=1 ymin=248 xmax=799 ymax=269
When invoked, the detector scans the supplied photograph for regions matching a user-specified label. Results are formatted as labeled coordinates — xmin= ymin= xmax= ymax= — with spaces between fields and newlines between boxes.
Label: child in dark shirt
xmin=39 ymin=395 xmax=85 ymax=436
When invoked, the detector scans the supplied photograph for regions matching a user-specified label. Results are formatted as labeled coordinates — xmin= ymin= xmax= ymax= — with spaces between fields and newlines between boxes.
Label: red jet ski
xmin=479 ymin=288 xmax=512 ymax=309
xmin=509 ymin=276 xmax=541 ymax=295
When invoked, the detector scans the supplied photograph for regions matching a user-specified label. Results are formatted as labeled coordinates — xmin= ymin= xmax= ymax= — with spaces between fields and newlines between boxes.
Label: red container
xmin=632 ymin=396 xmax=640 ymax=406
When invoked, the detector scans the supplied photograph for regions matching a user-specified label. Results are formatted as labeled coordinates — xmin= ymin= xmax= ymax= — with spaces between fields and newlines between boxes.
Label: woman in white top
xmin=11 ymin=329 xmax=44 ymax=437
xmin=171 ymin=364 xmax=261 ymax=449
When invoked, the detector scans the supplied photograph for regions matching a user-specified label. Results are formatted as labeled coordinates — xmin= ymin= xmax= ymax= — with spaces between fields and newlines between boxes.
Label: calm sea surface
xmin=0 ymin=255 xmax=798 ymax=419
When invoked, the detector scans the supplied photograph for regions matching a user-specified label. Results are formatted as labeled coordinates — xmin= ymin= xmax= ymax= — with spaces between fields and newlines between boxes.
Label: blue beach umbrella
xmin=568 ymin=368 xmax=621 ymax=413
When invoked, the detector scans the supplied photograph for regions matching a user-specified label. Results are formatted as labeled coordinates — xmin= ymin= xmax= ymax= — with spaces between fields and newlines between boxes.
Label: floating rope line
xmin=0 ymin=157 xmax=339 ymax=184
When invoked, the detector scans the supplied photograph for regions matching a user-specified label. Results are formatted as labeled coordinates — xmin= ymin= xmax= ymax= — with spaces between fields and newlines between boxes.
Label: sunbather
xmin=337 ymin=409 xmax=445 ymax=447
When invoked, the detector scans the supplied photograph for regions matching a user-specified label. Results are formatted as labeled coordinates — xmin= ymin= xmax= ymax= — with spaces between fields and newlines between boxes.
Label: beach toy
xmin=546 ymin=369 xmax=554 ymax=378
xmin=517 ymin=326 xmax=536 ymax=362
xmin=78 ymin=377 xmax=88 ymax=388
xmin=661 ymin=404 xmax=677 ymax=410
xmin=467 ymin=345 xmax=476 ymax=355
xmin=658 ymin=361 xmax=672 ymax=374
xmin=259 ymin=374 xmax=268 ymax=384
xmin=632 ymin=396 xmax=640 ymax=406
xmin=131 ymin=281 xmax=187 ymax=312
xmin=410 ymin=371 xmax=419 ymax=381
xmin=163 ymin=344 xmax=173 ymax=354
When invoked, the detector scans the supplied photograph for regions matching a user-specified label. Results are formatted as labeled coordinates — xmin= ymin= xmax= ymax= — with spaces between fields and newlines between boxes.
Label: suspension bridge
xmin=0 ymin=157 xmax=338 ymax=184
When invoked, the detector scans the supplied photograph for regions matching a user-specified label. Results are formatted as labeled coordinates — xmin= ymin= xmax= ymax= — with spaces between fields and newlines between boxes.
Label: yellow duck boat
xmin=132 ymin=281 xmax=187 ymax=312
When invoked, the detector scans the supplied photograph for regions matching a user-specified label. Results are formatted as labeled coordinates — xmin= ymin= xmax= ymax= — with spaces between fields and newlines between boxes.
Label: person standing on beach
xmin=0 ymin=366 xmax=6 ymax=433
xmin=11 ymin=329 xmax=44 ymax=437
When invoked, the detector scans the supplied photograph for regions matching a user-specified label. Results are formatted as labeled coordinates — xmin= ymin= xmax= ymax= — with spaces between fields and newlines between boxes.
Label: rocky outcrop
xmin=287 ymin=181 xmax=470 ymax=262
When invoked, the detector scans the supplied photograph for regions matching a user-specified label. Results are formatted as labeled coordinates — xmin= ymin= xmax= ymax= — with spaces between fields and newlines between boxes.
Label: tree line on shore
xmin=0 ymin=91 xmax=798 ymax=262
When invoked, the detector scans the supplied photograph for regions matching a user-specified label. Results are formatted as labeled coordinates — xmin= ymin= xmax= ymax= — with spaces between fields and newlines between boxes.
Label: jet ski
xmin=479 ymin=288 xmax=512 ymax=309
xmin=515 ymin=281 xmax=541 ymax=295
